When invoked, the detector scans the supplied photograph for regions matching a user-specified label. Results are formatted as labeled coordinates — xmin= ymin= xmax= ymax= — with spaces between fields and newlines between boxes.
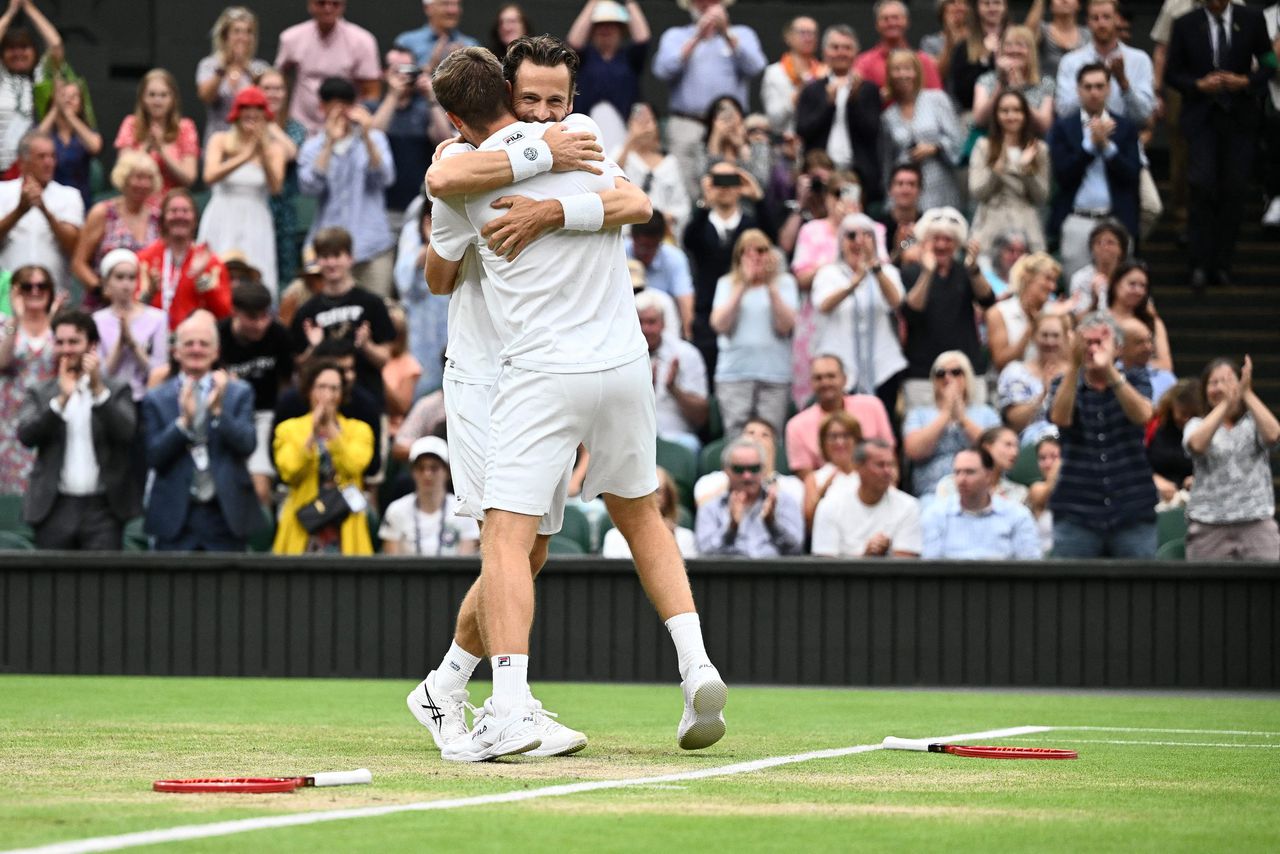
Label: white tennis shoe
xmin=524 ymin=694 xmax=589 ymax=757
xmin=406 ymin=671 xmax=470 ymax=748
xmin=440 ymin=699 xmax=542 ymax=763
xmin=677 ymin=663 xmax=727 ymax=750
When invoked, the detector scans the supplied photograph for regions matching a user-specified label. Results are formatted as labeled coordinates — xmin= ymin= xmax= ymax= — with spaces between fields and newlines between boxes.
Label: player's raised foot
xmin=440 ymin=698 xmax=542 ymax=763
xmin=677 ymin=663 xmax=727 ymax=750
xmin=524 ymin=694 xmax=588 ymax=757
xmin=406 ymin=671 xmax=470 ymax=749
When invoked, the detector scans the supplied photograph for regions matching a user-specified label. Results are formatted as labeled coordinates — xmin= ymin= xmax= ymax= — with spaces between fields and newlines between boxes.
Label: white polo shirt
xmin=811 ymin=480 xmax=923 ymax=558
xmin=0 ymin=178 xmax=84 ymax=287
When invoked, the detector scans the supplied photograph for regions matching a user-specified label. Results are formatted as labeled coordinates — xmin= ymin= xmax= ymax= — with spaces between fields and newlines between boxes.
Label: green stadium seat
xmin=558 ymin=503 xmax=594 ymax=553
xmin=294 ymin=195 xmax=319 ymax=242
xmin=0 ymin=493 xmax=24 ymax=530
xmin=546 ymin=535 xmax=585 ymax=554
xmin=700 ymin=436 xmax=728 ymax=478
xmin=706 ymin=394 xmax=724 ymax=442
xmin=1155 ymin=538 xmax=1185 ymax=561
xmin=1008 ymin=442 xmax=1043 ymax=487
xmin=122 ymin=517 xmax=148 ymax=551
xmin=677 ymin=504 xmax=694 ymax=531
xmin=1157 ymin=509 xmax=1188 ymax=548
xmin=366 ymin=506 xmax=382 ymax=553
xmin=248 ymin=505 xmax=277 ymax=554
xmin=0 ymin=530 xmax=34 ymax=549
xmin=656 ymin=437 xmax=697 ymax=507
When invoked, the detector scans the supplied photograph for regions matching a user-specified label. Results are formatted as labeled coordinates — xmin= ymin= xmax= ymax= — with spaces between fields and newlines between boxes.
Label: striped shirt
xmin=1048 ymin=370 xmax=1157 ymax=529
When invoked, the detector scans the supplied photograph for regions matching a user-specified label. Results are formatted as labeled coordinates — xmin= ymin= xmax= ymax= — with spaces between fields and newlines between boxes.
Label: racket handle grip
xmin=310 ymin=769 xmax=373 ymax=787
xmin=881 ymin=736 xmax=932 ymax=752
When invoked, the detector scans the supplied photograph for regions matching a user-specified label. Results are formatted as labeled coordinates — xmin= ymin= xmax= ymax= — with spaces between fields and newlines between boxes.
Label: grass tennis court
xmin=2 ymin=676 xmax=1278 ymax=852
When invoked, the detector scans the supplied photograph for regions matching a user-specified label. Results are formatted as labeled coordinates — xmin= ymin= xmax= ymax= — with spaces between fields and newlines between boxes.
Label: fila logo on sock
xmin=448 ymin=661 xmax=461 ymax=672
xmin=497 ymin=656 xmax=511 ymax=667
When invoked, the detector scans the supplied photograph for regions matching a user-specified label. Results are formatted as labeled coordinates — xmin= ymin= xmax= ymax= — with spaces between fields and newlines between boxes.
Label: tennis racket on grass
xmin=154 ymin=768 xmax=373 ymax=793
xmin=882 ymin=736 xmax=1077 ymax=760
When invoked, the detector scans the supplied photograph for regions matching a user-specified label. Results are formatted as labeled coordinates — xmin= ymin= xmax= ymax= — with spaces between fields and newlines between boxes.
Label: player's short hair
xmin=231 ymin=280 xmax=273 ymax=314
xmin=51 ymin=308 xmax=99 ymax=345
xmin=313 ymin=227 xmax=353 ymax=258
xmin=433 ymin=46 xmax=509 ymax=126
xmin=503 ymin=35 xmax=580 ymax=96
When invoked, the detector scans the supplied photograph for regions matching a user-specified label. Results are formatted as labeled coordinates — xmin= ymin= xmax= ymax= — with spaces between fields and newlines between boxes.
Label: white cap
xmin=409 ymin=435 xmax=450 ymax=465
xmin=592 ymin=1 xmax=630 ymax=24
xmin=99 ymin=248 xmax=139 ymax=280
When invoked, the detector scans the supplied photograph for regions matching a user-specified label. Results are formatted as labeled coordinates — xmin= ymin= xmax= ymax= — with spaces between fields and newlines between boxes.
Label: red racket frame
xmin=153 ymin=776 xmax=308 ymax=793
xmin=934 ymin=744 xmax=1078 ymax=760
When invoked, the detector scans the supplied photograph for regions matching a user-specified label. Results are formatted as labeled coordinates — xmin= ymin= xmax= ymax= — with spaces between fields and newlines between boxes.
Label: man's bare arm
xmin=482 ymin=177 xmax=653 ymax=260
xmin=426 ymin=247 xmax=463 ymax=296
xmin=425 ymin=124 xmax=605 ymax=198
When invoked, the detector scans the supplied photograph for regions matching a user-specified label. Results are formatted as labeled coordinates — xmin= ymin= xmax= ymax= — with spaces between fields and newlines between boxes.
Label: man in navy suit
xmin=1166 ymin=0 xmax=1276 ymax=290
xmin=141 ymin=310 xmax=260 ymax=551
xmin=1047 ymin=62 xmax=1142 ymax=278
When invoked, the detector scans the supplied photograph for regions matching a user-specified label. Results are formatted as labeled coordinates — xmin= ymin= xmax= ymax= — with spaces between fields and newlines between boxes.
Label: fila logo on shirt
xmin=504 ymin=131 xmax=525 ymax=145
xmin=496 ymin=656 xmax=511 ymax=667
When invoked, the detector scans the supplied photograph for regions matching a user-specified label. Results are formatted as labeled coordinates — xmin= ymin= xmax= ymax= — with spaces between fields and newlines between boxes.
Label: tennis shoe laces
xmin=440 ymin=698 xmax=542 ymax=763
xmin=523 ymin=693 xmax=589 ymax=757
xmin=407 ymin=670 xmax=470 ymax=748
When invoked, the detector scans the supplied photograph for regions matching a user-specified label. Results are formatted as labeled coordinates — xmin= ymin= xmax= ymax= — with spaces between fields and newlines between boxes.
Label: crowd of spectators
xmin=0 ymin=0 xmax=1277 ymax=562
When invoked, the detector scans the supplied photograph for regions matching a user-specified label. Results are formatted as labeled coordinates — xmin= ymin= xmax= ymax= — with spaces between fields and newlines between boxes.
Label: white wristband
xmin=507 ymin=138 xmax=552 ymax=182
xmin=560 ymin=193 xmax=605 ymax=232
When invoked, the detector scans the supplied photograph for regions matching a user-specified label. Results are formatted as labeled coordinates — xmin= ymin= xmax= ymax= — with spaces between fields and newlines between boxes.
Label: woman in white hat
xmin=567 ymin=0 xmax=652 ymax=150
xmin=90 ymin=248 xmax=169 ymax=402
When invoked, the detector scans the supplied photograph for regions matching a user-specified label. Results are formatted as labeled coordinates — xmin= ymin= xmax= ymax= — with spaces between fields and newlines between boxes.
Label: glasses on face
xmin=826 ymin=432 xmax=852 ymax=443
xmin=730 ymin=464 xmax=762 ymax=475
xmin=18 ymin=280 xmax=51 ymax=293
xmin=934 ymin=367 xmax=965 ymax=379
xmin=743 ymin=246 xmax=771 ymax=256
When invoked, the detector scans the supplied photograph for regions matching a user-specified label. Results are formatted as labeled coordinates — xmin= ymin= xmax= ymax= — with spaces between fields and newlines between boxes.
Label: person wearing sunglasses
xmin=0 ymin=264 xmax=60 ymax=495
xmin=695 ymin=436 xmax=804 ymax=557
xmin=903 ymin=349 xmax=1001 ymax=502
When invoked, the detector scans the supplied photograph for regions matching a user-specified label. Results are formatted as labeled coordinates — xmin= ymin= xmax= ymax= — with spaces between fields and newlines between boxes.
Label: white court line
xmin=1050 ymin=726 xmax=1280 ymax=737
xmin=1024 ymin=738 xmax=1280 ymax=749
xmin=5 ymin=725 xmax=1049 ymax=854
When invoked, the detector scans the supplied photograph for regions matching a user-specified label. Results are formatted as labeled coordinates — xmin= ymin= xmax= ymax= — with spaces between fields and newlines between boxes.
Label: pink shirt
xmin=785 ymin=396 xmax=896 ymax=475
xmin=853 ymin=45 xmax=943 ymax=92
xmin=790 ymin=218 xmax=838 ymax=282
xmin=113 ymin=116 xmax=200 ymax=197
xmin=275 ymin=18 xmax=381 ymax=133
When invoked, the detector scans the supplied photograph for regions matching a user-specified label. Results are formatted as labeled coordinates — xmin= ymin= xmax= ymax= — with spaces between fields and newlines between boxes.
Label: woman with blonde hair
xmin=602 ymin=468 xmax=698 ymax=558
xmin=903 ymin=349 xmax=1001 ymax=499
xmin=986 ymin=251 xmax=1061 ymax=371
xmin=881 ymin=48 xmax=964 ymax=211
xmin=969 ymin=89 xmax=1050 ymax=250
xmin=195 ymin=6 xmax=270 ymax=144
xmin=971 ymin=25 xmax=1055 ymax=133
xmin=113 ymin=68 xmax=198 ymax=196
xmin=709 ymin=229 xmax=799 ymax=438
xmin=997 ymin=312 xmax=1071 ymax=443
xmin=70 ymin=150 xmax=163 ymax=309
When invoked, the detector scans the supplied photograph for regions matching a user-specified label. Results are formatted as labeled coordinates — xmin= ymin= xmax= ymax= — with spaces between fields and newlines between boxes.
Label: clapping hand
xmin=56 ymin=352 xmax=79 ymax=403
xmin=728 ymin=488 xmax=749 ymax=526
xmin=206 ymin=369 xmax=228 ymax=416
xmin=302 ymin=318 xmax=325 ymax=349
xmin=179 ymin=377 xmax=197 ymax=428
xmin=864 ymin=532 xmax=892 ymax=557
xmin=760 ymin=483 xmax=778 ymax=523
xmin=82 ymin=349 xmax=104 ymax=396
xmin=665 ymin=358 xmax=680 ymax=392
xmin=963 ymin=238 xmax=982 ymax=270
xmin=353 ymin=320 xmax=371 ymax=350
xmin=1240 ymin=355 xmax=1254 ymax=397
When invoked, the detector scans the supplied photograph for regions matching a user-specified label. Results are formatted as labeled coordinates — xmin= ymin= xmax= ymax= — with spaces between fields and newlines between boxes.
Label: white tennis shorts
xmin=444 ymin=377 xmax=569 ymax=536
xmin=483 ymin=356 xmax=659 ymax=517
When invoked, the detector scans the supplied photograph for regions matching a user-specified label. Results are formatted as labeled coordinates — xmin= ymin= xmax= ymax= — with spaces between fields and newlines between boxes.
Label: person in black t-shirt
xmin=218 ymin=281 xmax=295 ymax=505
xmin=290 ymin=227 xmax=395 ymax=404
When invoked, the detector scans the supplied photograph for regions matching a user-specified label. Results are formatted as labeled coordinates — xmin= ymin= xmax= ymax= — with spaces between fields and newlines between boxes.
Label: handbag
xmin=295 ymin=445 xmax=351 ymax=534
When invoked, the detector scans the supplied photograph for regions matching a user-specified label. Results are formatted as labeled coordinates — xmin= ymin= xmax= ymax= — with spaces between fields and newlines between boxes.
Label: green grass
xmin=2 ymin=676 xmax=1279 ymax=852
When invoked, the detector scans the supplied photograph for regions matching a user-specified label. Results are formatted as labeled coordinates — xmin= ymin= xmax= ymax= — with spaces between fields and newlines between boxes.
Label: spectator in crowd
xmin=1165 ymin=0 xmax=1274 ymax=293
xmin=969 ymin=90 xmax=1051 ymax=251
xmin=794 ymin=24 xmax=884 ymax=201
xmin=1184 ymin=356 xmax=1280 ymax=560
xmin=298 ymin=77 xmax=396 ymax=299
xmin=627 ymin=210 xmax=693 ymax=338
xmin=91 ymin=249 xmax=167 ymax=403
xmin=1147 ymin=378 xmax=1196 ymax=508
xmin=393 ymin=195 xmax=448 ymax=396
xmin=1106 ymin=261 xmax=1171 ymax=372
xmin=694 ymin=95 xmax=772 ymax=191
xmin=603 ymin=467 xmax=698 ymax=558
xmin=948 ymin=0 xmax=1009 ymax=111
xmin=615 ymin=106 xmax=691 ymax=238
xmin=136 ymin=189 xmax=233 ymax=329
xmin=196 ymin=6 xmax=271 ymax=144
xmin=1048 ymin=62 xmax=1140 ymax=277
xmin=16 ymin=308 xmax=137 ymax=549
xmin=1028 ymin=0 xmax=1090 ymax=81
xmin=630 ymin=262 xmax=684 ymax=335
xmin=1261 ymin=1 xmax=1280 ymax=227
xmin=391 ymin=370 xmax=445 ymax=462
xmin=396 ymin=0 xmax=478 ymax=71
xmin=1147 ymin=0 xmax=1206 ymax=231
xmin=1054 ymin=0 xmax=1154 ymax=123
xmin=682 ymin=162 xmax=768 ymax=377
xmin=874 ymin=163 xmax=925 ymax=268
xmin=709 ymin=228 xmax=797 ymax=439
xmin=276 ymin=0 xmax=380 ymax=133
xmin=812 ymin=438 xmax=922 ymax=558
xmin=0 ymin=0 xmax=63 ymax=175
xmin=775 ymin=150 xmax=833 ymax=256
xmin=923 ymin=0 xmax=972 ymax=87
xmin=218 ymin=280 xmax=292 ymax=506
xmin=1026 ymin=432 xmax=1061 ymax=554
xmin=0 ymin=130 xmax=83 ymax=290
xmin=289 ymin=225 xmax=393 ymax=404
xmin=652 ymin=0 xmax=767 ymax=197
xmin=760 ymin=16 xmax=823 ymax=135
xmin=199 ymin=86 xmax=285 ymax=294
xmin=567 ymin=0 xmax=651 ymax=150
xmin=273 ymin=357 xmax=374 ymax=555
xmin=142 ymin=310 xmax=259 ymax=551
xmin=901 ymin=208 xmax=995 ymax=404
xmin=369 ymin=46 xmax=452 ymax=227
xmin=811 ymin=215 xmax=908 ymax=416
xmin=1118 ymin=315 xmax=1174 ymax=404
xmin=380 ymin=435 xmax=478 ymax=555
xmin=978 ymin=227 xmax=1029 ymax=295
xmin=986 ymin=252 xmax=1062 ymax=372
xmin=0 ymin=265 xmax=58 ymax=494
xmin=277 ymin=248 xmax=321 ymax=328
xmin=997 ymin=312 xmax=1072 ymax=444
xmin=489 ymin=3 xmax=531 ymax=60
xmin=799 ymin=409 xmax=862 ymax=530
xmin=934 ymin=424 xmax=1029 ymax=504
xmin=1048 ymin=311 xmax=1156 ymax=557
xmin=881 ymin=49 xmax=964 ymax=212
xmin=904 ymin=350 xmax=1002 ymax=499
xmin=921 ymin=447 xmax=1041 ymax=559
xmin=695 ymin=436 xmax=804 ymax=557
xmin=855 ymin=0 xmax=943 ymax=91
xmin=972 ymin=25 xmax=1056 ymax=134
xmin=38 ymin=79 xmax=99 ymax=212
xmin=257 ymin=67 xmax=306 ymax=288
xmin=637 ymin=290 xmax=707 ymax=454
xmin=695 ymin=417 xmax=803 ymax=509
xmin=1065 ymin=218 xmax=1126 ymax=314
xmin=786 ymin=353 xmax=894 ymax=481
xmin=381 ymin=303 xmax=421 ymax=440
xmin=113 ymin=69 xmax=198 ymax=198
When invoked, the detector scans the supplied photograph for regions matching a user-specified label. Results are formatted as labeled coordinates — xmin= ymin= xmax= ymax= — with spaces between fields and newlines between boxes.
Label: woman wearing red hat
xmin=198 ymin=85 xmax=284 ymax=297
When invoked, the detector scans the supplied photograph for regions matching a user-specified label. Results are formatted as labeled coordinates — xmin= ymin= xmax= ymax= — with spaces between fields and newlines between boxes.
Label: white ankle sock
xmin=665 ymin=612 xmax=711 ymax=681
xmin=433 ymin=641 xmax=481 ymax=695
xmin=490 ymin=654 xmax=529 ymax=717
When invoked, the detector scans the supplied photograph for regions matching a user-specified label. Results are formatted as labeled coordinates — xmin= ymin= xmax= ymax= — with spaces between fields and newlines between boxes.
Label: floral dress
xmin=270 ymin=119 xmax=308 ymax=287
xmin=0 ymin=327 xmax=57 ymax=494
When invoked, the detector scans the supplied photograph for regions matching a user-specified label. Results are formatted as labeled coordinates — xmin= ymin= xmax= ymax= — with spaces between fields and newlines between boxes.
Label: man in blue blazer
xmin=141 ymin=310 xmax=261 ymax=551
xmin=1047 ymin=62 xmax=1142 ymax=278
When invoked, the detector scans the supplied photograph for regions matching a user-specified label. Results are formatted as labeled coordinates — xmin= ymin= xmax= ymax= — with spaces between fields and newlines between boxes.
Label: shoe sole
xmin=678 ymin=677 xmax=727 ymax=750
xmin=526 ymin=735 xmax=589 ymax=757
xmin=405 ymin=688 xmax=448 ymax=749
xmin=441 ymin=735 xmax=542 ymax=763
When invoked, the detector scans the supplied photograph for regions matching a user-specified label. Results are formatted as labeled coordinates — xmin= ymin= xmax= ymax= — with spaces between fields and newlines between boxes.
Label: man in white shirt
xmin=421 ymin=40 xmax=726 ymax=761
xmin=637 ymin=290 xmax=708 ymax=453
xmin=812 ymin=439 xmax=921 ymax=559
xmin=760 ymin=16 xmax=823 ymax=134
xmin=1056 ymin=0 xmax=1155 ymax=123
xmin=379 ymin=436 xmax=479 ymax=555
xmin=0 ymin=130 xmax=83 ymax=287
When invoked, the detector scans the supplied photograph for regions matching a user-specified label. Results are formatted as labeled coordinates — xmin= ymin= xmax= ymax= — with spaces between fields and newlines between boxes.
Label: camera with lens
xmin=395 ymin=63 xmax=421 ymax=81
